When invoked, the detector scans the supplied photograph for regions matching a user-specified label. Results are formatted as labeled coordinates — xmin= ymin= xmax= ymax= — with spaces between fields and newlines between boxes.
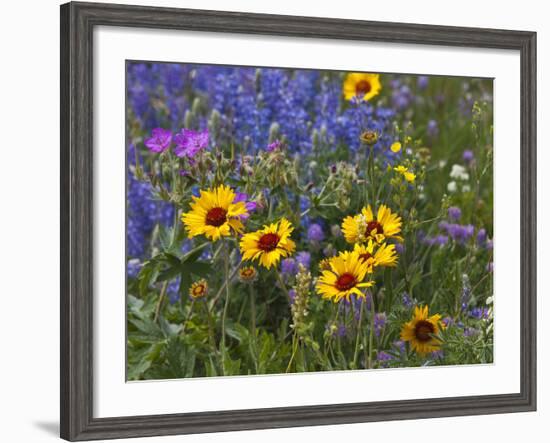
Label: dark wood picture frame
xmin=60 ymin=1 xmax=537 ymax=441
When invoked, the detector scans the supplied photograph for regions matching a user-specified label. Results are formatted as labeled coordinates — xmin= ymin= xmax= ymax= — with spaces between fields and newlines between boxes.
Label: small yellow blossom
xmin=390 ymin=142 xmax=402 ymax=153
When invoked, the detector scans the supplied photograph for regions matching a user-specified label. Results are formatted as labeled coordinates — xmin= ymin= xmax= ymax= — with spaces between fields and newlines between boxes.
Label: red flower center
xmin=365 ymin=220 xmax=384 ymax=237
xmin=359 ymin=252 xmax=372 ymax=262
xmin=258 ymin=233 xmax=280 ymax=252
xmin=205 ymin=207 xmax=227 ymax=227
xmin=355 ymin=80 xmax=372 ymax=95
xmin=414 ymin=320 xmax=435 ymax=342
xmin=335 ymin=273 xmax=357 ymax=291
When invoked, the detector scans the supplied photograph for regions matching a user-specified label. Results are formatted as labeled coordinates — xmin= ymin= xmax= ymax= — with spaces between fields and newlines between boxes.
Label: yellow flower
xmin=390 ymin=141 xmax=402 ymax=153
xmin=238 ymin=265 xmax=258 ymax=283
xmin=341 ymin=205 xmax=403 ymax=244
xmin=316 ymin=250 xmax=374 ymax=303
xmin=394 ymin=165 xmax=416 ymax=183
xmin=353 ymin=241 xmax=398 ymax=272
xmin=400 ymin=305 xmax=443 ymax=354
xmin=181 ymin=185 xmax=248 ymax=241
xmin=240 ymin=218 xmax=296 ymax=269
xmin=343 ymin=73 xmax=382 ymax=101
xmin=189 ymin=279 xmax=208 ymax=299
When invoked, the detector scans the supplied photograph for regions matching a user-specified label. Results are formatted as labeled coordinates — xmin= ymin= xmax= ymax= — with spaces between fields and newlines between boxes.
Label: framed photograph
xmin=60 ymin=1 xmax=537 ymax=440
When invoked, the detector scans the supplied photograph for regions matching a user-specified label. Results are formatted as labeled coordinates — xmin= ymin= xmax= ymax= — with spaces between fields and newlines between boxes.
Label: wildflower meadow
xmin=126 ymin=62 xmax=494 ymax=380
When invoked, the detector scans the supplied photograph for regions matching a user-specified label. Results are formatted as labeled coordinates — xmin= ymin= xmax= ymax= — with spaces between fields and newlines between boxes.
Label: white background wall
xmin=0 ymin=0 xmax=546 ymax=442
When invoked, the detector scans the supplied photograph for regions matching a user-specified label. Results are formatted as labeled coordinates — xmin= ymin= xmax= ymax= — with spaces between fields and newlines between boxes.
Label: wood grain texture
xmin=60 ymin=2 xmax=537 ymax=441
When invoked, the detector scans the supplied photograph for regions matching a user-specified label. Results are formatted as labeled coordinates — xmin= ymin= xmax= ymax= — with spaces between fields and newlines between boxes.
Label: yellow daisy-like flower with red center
xmin=181 ymin=185 xmax=248 ymax=241
xmin=239 ymin=218 xmax=296 ymax=269
xmin=343 ymin=73 xmax=382 ymax=102
xmin=353 ymin=241 xmax=398 ymax=272
xmin=189 ymin=279 xmax=209 ymax=299
xmin=400 ymin=305 xmax=443 ymax=354
xmin=316 ymin=250 xmax=374 ymax=303
xmin=341 ymin=204 xmax=403 ymax=244
xmin=238 ymin=265 xmax=258 ymax=283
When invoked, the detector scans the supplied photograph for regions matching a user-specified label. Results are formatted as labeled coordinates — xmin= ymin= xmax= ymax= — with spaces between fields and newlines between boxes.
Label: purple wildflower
xmin=233 ymin=192 xmax=257 ymax=220
xmin=374 ymin=313 xmax=387 ymax=337
xmin=393 ymin=340 xmax=406 ymax=354
xmin=395 ymin=242 xmax=405 ymax=254
xmin=281 ymin=258 xmax=298 ymax=276
xmin=377 ymin=351 xmax=394 ymax=367
xmin=307 ymin=223 xmax=325 ymax=243
xmin=476 ymin=228 xmax=487 ymax=247
xmin=463 ymin=327 xmax=478 ymax=337
xmin=328 ymin=323 xmax=348 ymax=338
xmin=423 ymin=235 xmax=449 ymax=247
xmin=448 ymin=206 xmax=462 ymax=221
xmin=402 ymin=292 xmax=413 ymax=309
xmin=127 ymin=259 xmax=142 ymax=278
xmin=296 ymin=251 xmax=311 ymax=269
xmin=266 ymin=139 xmax=282 ymax=152
xmin=440 ymin=222 xmax=474 ymax=244
xmin=469 ymin=307 xmax=489 ymax=320
xmin=144 ymin=128 xmax=172 ymax=153
xmin=417 ymin=76 xmax=429 ymax=90
xmin=427 ymin=119 xmax=439 ymax=138
xmin=288 ymin=289 xmax=296 ymax=304
xmin=174 ymin=128 xmax=209 ymax=158
xmin=463 ymin=149 xmax=475 ymax=164
xmin=431 ymin=350 xmax=444 ymax=359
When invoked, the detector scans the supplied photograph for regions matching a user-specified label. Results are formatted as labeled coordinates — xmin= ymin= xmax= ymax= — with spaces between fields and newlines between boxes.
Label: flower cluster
xmin=126 ymin=63 xmax=494 ymax=379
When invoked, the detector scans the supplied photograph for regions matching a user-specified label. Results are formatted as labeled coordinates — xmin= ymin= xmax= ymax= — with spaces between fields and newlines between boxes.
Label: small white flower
xmin=447 ymin=181 xmax=457 ymax=193
xmin=486 ymin=296 xmax=493 ymax=305
xmin=450 ymin=164 xmax=469 ymax=181
xmin=438 ymin=160 xmax=447 ymax=169
xmin=462 ymin=184 xmax=471 ymax=193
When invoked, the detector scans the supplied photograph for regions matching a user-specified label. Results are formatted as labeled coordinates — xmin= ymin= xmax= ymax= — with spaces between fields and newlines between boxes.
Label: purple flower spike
xmin=281 ymin=258 xmax=298 ymax=276
xmin=174 ymin=128 xmax=209 ymax=158
xmin=296 ymin=251 xmax=311 ymax=269
xmin=374 ymin=313 xmax=387 ymax=337
xmin=307 ymin=223 xmax=325 ymax=243
xmin=144 ymin=128 xmax=172 ymax=153
xmin=476 ymin=228 xmax=487 ymax=246
xmin=448 ymin=206 xmax=462 ymax=221
xmin=288 ymin=289 xmax=296 ymax=304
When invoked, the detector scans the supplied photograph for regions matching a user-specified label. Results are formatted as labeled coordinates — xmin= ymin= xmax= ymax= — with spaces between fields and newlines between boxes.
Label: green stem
xmin=274 ymin=270 xmax=290 ymax=299
xmin=153 ymin=281 xmax=169 ymax=323
xmin=249 ymin=284 xmax=256 ymax=337
xmin=209 ymin=262 xmax=241 ymax=308
xmin=180 ymin=300 xmax=195 ymax=337
xmin=286 ymin=331 xmax=299 ymax=373
xmin=353 ymin=301 xmax=363 ymax=369
xmin=367 ymin=293 xmax=376 ymax=369
xmin=220 ymin=240 xmax=231 ymax=375
xmin=368 ymin=146 xmax=376 ymax=204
